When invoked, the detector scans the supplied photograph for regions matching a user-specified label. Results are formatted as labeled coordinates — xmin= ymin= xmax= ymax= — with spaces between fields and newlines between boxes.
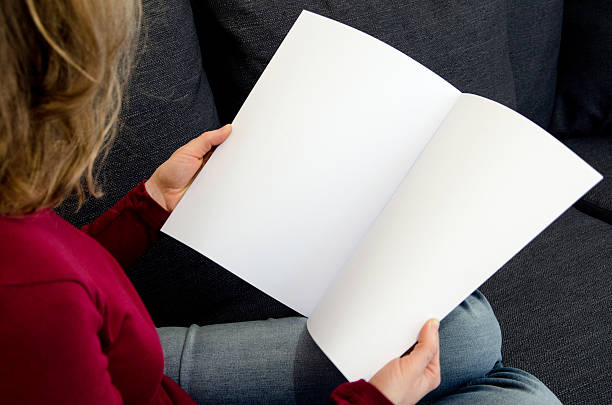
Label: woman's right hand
xmin=369 ymin=319 xmax=441 ymax=405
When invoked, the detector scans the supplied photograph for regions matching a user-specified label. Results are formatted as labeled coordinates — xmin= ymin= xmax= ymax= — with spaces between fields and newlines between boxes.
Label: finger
xmin=426 ymin=336 xmax=441 ymax=390
xmin=184 ymin=124 xmax=232 ymax=158
xmin=402 ymin=319 xmax=440 ymax=373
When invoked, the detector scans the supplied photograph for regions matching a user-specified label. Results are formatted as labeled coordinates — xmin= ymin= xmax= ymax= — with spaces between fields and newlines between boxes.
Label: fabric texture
xmin=192 ymin=0 xmax=517 ymax=124
xmin=480 ymin=207 xmax=612 ymax=405
xmin=504 ymin=0 xmax=563 ymax=128
xmin=157 ymin=291 xmax=559 ymax=404
xmin=548 ymin=1 xmax=612 ymax=137
xmin=0 ymin=183 xmax=195 ymax=404
xmin=563 ymin=136 xmax=612 ymax=224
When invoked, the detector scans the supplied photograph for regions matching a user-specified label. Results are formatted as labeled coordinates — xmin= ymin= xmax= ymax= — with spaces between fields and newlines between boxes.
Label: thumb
xmin=184 ymin=124 xmax=232 ymax=158
xmin=402 ymin=319 xmax=440 ymax=373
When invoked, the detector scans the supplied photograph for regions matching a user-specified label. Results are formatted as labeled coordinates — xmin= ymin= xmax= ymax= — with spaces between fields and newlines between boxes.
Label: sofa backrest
xmin=193 ymin=0 xmax=518 ymax=125
xmin=504 ymin=0 xmax=563 ymax=129
xmin=549 ymin=0 xmax=612 ymax=138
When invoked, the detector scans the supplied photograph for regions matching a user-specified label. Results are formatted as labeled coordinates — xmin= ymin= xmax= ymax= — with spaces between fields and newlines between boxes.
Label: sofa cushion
xmin=505 ymin=0 xmax=563 ymax=128
xmin=480 ymin=207 xmax=612 ymax=405
xmin=548 ymin=1 xmax=612 ymax=138
xmin=193 ymin=0 xmax=517 ymax=124
xmin=563 ymin=136 xmax=612 ymax=224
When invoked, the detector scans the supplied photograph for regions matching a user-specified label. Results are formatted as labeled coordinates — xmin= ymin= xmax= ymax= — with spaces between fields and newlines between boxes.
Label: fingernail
xmin=430 ymin=319 xmax=440 ymax=332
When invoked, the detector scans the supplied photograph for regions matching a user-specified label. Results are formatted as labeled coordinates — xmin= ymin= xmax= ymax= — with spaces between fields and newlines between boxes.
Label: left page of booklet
xmin=162 ymin=10 xmax=459 ymax=316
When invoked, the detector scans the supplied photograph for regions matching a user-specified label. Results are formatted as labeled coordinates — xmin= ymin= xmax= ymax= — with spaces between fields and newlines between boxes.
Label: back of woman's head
xmin=0 ymin=0 xmax=140 ymax=216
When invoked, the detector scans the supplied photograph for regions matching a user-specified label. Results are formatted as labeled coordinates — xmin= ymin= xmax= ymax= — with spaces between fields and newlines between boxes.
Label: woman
xmin=0 ymin=1 xmax=561 ymax=404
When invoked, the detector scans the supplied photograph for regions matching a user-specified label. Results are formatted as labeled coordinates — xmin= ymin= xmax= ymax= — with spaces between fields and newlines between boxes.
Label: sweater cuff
xmin=129 ymin=180 xmax=171 ymax=232
xmin=331 ymin=380 xmax=394 ymax=404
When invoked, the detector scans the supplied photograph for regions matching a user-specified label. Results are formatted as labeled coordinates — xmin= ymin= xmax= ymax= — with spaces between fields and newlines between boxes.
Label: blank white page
xmin=162 ymin=11 xmax=459 ymax=316
xmin=307 ymin=93 xmax=602 ymax=381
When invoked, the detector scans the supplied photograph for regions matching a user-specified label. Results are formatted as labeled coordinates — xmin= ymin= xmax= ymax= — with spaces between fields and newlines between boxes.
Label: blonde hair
xmin=0 ymin=0 xmax=141 ymax=216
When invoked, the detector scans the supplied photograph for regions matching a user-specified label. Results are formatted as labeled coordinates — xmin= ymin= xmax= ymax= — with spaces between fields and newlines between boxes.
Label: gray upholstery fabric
xmin=505 ymin=0 xmax=563 ymax=128
xmin=549 ymin=1 xmax=612 ymax=138
xmin=563 ymin=136 xmax=612 ymax=224
xmin=480 ymin=207 xmax=612 ymax=405
xmin=192 ymin=0 xmax=517 ymax=124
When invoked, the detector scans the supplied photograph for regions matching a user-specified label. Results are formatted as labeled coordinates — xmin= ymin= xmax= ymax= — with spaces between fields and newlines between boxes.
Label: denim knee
xmin=421 ymin=290 xmax=503 ymax=403
xmin=441 ymin=290 xmax=502 ymax=366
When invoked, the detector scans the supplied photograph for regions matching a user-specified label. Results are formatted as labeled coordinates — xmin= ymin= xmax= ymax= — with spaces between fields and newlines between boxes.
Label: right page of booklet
xmin=307 ymin=93 xmax=603 ymax=382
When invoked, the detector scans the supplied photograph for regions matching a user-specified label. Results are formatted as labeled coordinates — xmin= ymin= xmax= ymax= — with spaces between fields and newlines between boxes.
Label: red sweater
xmin=0 ymin=182 xmax=391 ymax=405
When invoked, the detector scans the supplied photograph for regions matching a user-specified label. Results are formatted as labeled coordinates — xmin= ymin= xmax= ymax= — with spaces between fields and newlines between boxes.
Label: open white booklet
xmin=162 ymin=11 xmax=601 ymax=381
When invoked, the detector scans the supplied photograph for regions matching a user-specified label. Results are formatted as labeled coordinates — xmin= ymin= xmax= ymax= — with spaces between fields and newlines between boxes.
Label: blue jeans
xmin=158 ymin=291 xmax=560 ymax=404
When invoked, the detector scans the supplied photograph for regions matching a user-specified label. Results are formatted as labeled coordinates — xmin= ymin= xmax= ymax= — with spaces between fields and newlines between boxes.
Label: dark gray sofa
xmin=58 ymin=0 xmax=612 ymax=403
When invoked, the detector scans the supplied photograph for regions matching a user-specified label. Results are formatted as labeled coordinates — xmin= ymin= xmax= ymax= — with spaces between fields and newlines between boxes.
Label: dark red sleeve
xmin=330 ymin=380 xmax=394 ymax=404
xmin=0 ymin=281 xmax=123 ymax=404
xmin=82 ymin=181 xmax=169 ymax=269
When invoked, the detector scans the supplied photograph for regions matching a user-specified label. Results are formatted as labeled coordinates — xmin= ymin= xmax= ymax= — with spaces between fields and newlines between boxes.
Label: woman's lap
xmin=157 ymin=290 xmax=559 ymax=404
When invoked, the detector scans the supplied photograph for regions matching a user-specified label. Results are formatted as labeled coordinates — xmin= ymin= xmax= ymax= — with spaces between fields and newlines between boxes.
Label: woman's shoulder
xmin=0 ymin=209 xmax=101 ymax=290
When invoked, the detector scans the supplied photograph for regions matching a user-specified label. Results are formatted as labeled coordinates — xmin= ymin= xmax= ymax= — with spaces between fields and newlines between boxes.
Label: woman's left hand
xmin=145 ymin=124 xmax=232 ymax=211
